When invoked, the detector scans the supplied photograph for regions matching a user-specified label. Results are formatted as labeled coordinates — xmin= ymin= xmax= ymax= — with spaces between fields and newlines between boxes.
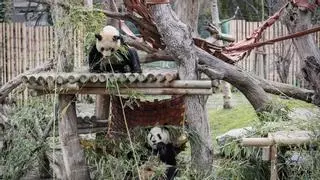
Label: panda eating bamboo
xmin=88 ymin=25 xmax=142 ymax=73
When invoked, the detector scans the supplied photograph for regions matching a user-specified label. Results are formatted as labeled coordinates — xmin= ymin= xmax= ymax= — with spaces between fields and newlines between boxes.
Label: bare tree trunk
xmin=52 ymin=1 xmax=90 ymax=179
xmin=211 ymin=0 xmax=232 ymax=109
xmin=281 ymin=2 xmax=320 ymax=105
xmin=151 ymin=4 xmax=213 ymax=173
xmin=174 ymin=0 xmax=200 ymax=36
xmin=103 ymin=0 xmax=120 ymax=28
xmin=275 ymin=43 xmax=293 ymax=83
xmin=58 ymin=95 xmax=90 ymax=179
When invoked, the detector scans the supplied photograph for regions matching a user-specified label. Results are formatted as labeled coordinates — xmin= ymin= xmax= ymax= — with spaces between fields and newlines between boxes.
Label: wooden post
xmin=95 ymin=95 xmax=110 ymax=120
xmin=58 ymin=94 xmax=90 ymax=179
xmin=270 ymin=145 xmax=278 ymax=180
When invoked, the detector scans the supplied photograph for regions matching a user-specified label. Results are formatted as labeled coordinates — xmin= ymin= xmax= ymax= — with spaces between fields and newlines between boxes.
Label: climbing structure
xmin=22 ymin=71 xmax=214 ymax=132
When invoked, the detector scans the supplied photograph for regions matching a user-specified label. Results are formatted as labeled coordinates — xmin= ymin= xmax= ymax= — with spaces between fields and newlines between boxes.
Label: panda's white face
xmin=95 ymin=25 xmax=121 ymax=57
xmin=147 ymin=127 xmax=170 ymax=150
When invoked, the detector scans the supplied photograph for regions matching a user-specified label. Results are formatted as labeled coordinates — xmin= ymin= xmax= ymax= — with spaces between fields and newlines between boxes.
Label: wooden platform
xmin=22 ymin=72 xmax=214 ymax=96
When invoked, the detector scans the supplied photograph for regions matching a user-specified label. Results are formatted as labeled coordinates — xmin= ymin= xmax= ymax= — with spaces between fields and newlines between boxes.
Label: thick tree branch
xmin=198 ymin=65 xmax=314 ymax=103
xmin=196 ymin=47 xmax=271 ymax=112
xmin=122 ymin=35 xmax=156 ymax=53
xmin=141 ymin=51 xmax=175 ymax=63
xmin=0 ymin=59 xmax=55 ymax=103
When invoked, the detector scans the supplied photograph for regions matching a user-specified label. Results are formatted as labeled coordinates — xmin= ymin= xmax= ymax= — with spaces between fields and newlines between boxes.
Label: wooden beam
xmin=80 ymin=80 xmax=213 ymax=89
xmin=241 ymin=131 xmax=312 ymax=147
xmin=29 ymin=87 xmax=213 ymax=96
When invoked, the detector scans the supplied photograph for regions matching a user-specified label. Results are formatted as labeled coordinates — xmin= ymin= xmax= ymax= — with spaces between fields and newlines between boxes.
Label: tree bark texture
xmin=95 ymin=95 xmax=110 ymax=119
xmin=281 ymin=2 xmax=320 ymax=106
xmin=58 ymin=95 xmax=90 ymax=180
xmin=197 ymin=50 xmax=271 ymax=112
xmin=174 ymin=0 xmax=200 ymax=37
xmin=211 ymin=0 xmax=233 ymax=109
xmin=151 ymin=4 xmax=214 ymax=171
xmin=52 ymin=1 xmax=90 ymax=179
xmin=103 ymin=0 xmax=120 ymax=28
xmin=52 ymin=2 xmax=74 ymax=73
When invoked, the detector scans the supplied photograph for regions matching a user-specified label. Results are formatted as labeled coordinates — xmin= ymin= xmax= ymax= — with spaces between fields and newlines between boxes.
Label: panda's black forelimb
xmin=127 ymin=48 xmax=142 ymax=73
xmin=88 ymin=44 xmax=103 ymax=73
xmin=156 ymin=142 xmax=177 ymax=166
xmin=155 ymin=142 xmax=179 ymax=180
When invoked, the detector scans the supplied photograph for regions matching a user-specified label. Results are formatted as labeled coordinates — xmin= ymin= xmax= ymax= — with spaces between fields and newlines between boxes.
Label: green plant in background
xmin=0 ymin=0 xmax=11 ymax=22
xmin=55 ymin=3 xmax=106 ymax=58
xmin=0 ymin=98 xmax=54 ymax=179
xmin=210 ymin=95 xmax=320 ymax=180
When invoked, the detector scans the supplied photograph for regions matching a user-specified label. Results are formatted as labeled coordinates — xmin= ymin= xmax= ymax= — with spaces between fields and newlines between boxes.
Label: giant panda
xmin=88 ymin=25 xmax=142 ymax=73
xmin=147 ymin=126 xmax=178 ymax=180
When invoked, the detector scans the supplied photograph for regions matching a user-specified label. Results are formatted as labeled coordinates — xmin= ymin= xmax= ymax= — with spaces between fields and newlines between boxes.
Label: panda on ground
xmin=88 ymin=25 xmax=142 ymax=73
xmin=147 ymin=126 xmax=180 ymax=180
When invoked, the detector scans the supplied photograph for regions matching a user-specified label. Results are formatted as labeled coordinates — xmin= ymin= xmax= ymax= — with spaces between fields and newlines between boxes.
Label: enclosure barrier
xmin=1 ymin=21 xmax=320 ymax=104
xmin=241 ymin=131 xmax=314 ymax=180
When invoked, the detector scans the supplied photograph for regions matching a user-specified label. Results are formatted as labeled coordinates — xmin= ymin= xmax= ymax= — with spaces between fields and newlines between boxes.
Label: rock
xmin=216 ymin=127 xmax=254 ymax=147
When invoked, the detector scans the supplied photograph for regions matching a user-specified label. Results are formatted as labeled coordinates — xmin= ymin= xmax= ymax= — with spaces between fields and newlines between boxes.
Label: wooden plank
xmin=16 ymin=23 xmax=22 ymax=104
xmin=50 ymin=26 xmax=54 ymax=59
xmin=35 ymin=27 xmax=39 ymax=66
xmin=73 ymin=29 xmax=77 ymax=67
xmin=3 ymin=23 xmax=7 ymax=84
xmin=13 ymin=23 xmax=17 ymax=78
xmin=7 ymin=23 xmax=12 ymax=82
xmin=17 ymin=23 xmax=21 ymax=75
xmin=44 ymin=26 xmax=48 ymax=62
xmin=29 ymin=87 xmax=213 ymax=96
xmin=30 ymin=26 xmax=34 ymax=69
xmin=270 ymin=145 xmax=278 ymax=180
xmin=40 ymin=26 xmax=44 ymax=64
xmin=0 ymin=23 xmax=3 ymax=85
xmin=22 ymin=23 xmax=28 ymax=103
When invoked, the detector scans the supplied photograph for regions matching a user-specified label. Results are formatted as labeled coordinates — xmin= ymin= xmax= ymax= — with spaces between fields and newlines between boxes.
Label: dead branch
xmin=0 ymin=59 xmax=55 ymax=103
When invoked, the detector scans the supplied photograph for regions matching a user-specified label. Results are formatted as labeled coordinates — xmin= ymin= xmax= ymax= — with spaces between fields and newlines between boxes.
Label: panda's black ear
xmin=95 ymin=34 xmax=102 ymax=41
xmin=113 ymin=35 xmax=120 ymax=42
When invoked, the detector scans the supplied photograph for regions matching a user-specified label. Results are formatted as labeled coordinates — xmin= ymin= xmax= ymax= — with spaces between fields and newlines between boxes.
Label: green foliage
xmin=85 ymin=127 xmax=177 ymax=179
xmin=209 ymin=94 xmax=320 ymax=179
xmin=258 ymin=101 xmax=291 ymax=122
xmin=0 ymin=98 xmax=54 ymax=179
xmin=209 ymin=104 xmax=256 ymax=138
xmin=0 ymin=0 xmax=11 ymax=22
xmin=56 ymin=5 xmax=106 ymax=58
xmin=218 ymin=0 xmax=267 ymax=21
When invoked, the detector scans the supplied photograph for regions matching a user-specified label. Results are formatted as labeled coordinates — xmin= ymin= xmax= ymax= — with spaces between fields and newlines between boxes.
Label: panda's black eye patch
xmin=100 ymin=47 xmax=104 ymax=52
xmin=157 ymin=134 xmax=162 ymax=140
xmin=149 ymin=134 xmax=153 ymax=140
xmin=111 ymin=48 xmax=115 ymax=52
xmin=113 ymin=35 xmax=120 ymax=42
